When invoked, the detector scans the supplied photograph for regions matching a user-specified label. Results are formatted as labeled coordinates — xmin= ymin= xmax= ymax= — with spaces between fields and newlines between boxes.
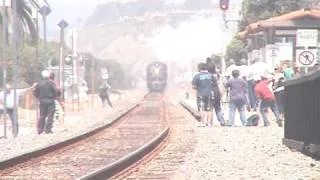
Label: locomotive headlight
xmin=154 ymin=67 xmax=160 ymax=75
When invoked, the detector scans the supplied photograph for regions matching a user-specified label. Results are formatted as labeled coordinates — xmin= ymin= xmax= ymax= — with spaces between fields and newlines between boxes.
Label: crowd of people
xmin=192 ymin=58 xmax=299 ymax=128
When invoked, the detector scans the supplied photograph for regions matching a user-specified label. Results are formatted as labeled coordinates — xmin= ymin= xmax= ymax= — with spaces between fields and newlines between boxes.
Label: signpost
xmin=296 ymin=29 xmax=319 ymax=71
xmin=58 ymin=19 xmax=68 ymax=101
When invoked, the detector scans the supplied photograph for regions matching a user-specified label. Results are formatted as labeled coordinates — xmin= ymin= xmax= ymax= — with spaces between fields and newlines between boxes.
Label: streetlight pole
xmin=12 ymin=0 xmax=18 ymax=138
xmin=35 ymin=9 xmax=39 ymax=64
xmin=91 ymin=56 xmax=95 ymax=106
xmin=2 ymin=0 xmax=8 ymax=138
xmin=77 ymin=55 xmax=81 ymax=111
xmin=39 ymin=5 xmax=51 ymax=70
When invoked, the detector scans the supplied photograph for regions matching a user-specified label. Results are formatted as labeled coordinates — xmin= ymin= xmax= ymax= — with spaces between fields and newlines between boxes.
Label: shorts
xmin=197 ymin=95 xmax=213 ymax=112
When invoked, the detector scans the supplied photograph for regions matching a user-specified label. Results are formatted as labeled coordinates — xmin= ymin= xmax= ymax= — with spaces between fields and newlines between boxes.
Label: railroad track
xmin=0 ymin=93 xmax=169 ymax=179
xmin=111 ymin=101 xmax=197 ymax=179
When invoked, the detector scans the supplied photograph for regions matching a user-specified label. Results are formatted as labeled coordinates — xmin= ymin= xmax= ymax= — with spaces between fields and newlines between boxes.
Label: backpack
xmin=246 ymin=114 xmax=260 ymax=126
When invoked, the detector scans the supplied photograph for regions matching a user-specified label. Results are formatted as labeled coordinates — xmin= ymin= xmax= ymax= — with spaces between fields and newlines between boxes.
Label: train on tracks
xmin=146 ymin=61 xmax=167 ymax=92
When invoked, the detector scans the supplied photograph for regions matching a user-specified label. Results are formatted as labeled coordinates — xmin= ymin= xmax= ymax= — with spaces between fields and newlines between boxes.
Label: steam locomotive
xmin=146 ymin=61 xmax=167 ymax=92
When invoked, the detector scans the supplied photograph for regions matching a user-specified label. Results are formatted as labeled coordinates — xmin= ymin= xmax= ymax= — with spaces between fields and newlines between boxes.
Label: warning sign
xmin=296 ymin=49 xmax=317 ymax=67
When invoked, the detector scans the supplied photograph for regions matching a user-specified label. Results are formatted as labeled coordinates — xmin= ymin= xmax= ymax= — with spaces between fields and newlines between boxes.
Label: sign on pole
xmin=101 ymin=68 xmax=109 ymax=79
xmin=296 ymin=29 xmax=319 ymax=68
xmin=265 ymin=44 xmax=279 ymax=66
xmin=252 ymin=49 xmax=261 ymax=61
xmin=296 ymin=29 xmax=318 ymax=47
xmin=58 ymin=20 xmax=69 ymax=29
xmin=276 ymin=42 xmax=293 ymax=62
xmin=296 ymin=49 xmax=317 ymax=67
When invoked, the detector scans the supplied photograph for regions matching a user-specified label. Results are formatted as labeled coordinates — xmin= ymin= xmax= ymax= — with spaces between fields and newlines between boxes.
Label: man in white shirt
xmin=0 ymin=84 xmax=35 ymax=137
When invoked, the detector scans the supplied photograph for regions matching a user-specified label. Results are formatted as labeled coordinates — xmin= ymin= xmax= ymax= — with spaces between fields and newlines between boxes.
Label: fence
xmin=283 ymin=71 xmax=320 ymax=156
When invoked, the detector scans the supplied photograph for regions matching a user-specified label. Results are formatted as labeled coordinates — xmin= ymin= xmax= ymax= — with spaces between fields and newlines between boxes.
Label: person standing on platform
xmin=98 ymin=81 xmax=113 ymax=108
xmin=0 ymin=84 xmax=36 ymax=137
xmin=274 ymin=77 xmax=285 ymax=121
xmin=34 ymin=70 xmax=58 ymax=134
xmin=192 ymin=63 xmax=214 ymax=127
xmin=282 ymin=62 xmax=295 ymax=80
xmin=225 ymin=70 xmax=248 ymax=126
xmin=253 ymin=76 xmax=283 ymax=127
xmin=49 ymin=72 xmax=65 ymax=126
xmin=206 ymin=58 xmax=225 ymax=126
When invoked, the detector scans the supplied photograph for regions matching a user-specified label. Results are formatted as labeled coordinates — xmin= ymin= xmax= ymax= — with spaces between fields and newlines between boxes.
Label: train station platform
xmin=0 ymin=89 xmax=146 ymax=161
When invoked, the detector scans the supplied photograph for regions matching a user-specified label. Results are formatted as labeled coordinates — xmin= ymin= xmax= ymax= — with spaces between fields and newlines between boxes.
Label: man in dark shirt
xmin=192 ymin=63 xmax=214 ymax=127
xmin=225 ymin=70 xmax=248 ymax=126
xmin=206 ymin=57 xmax=225 ymax=126
xmin=98 ymin=81 xmax=113 ymax=108
xmin=34 ymin=70 xmax=58 ymax=134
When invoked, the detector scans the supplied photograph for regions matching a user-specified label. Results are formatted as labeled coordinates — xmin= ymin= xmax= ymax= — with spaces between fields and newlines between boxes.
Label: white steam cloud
xmin=147 ymin=16 xmax=233 ymax=63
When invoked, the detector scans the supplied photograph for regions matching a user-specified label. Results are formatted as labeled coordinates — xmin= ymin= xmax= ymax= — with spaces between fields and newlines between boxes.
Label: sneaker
xmin=220 ymin=122 xmax=226 ymax=126
xmin=45 ymin=130 xmax=53 ymax=134
xmin=197 ymin=123 xmax=205 ymax=127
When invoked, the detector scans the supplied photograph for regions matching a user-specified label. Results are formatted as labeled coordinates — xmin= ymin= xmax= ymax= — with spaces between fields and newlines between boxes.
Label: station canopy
xmin=237 ymin=8 xmax=320 ymax=40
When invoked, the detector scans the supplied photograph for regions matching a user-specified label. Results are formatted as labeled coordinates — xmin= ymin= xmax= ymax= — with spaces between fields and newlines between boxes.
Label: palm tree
xmin=18 ymin=0 xmax=39 ymax=44
xmin=1 ymin=0 xmax=40 ymax=45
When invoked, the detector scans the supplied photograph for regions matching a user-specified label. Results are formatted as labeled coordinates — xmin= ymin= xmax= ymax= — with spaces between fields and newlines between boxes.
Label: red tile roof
xmin=237 ymin=8 xmax=320 ymax=40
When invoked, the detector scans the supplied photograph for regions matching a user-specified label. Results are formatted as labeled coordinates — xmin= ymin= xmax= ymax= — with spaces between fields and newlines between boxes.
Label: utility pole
xmin=12 ymin=0 xmax=19 ymax=137
xmin=91 ymin=56 xmax=95 ymax=106
xmin=35 ymin=10 xmax=39 ymax=66
xmin=2 ymin=0 xmax=8 ymax=138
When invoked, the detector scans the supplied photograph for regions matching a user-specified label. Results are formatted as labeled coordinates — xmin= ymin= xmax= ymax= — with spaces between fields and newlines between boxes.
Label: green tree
xmin=238 ymin=0 xmax=302 ymax=31
xmin=225 ymin=38 xmax=246 ymax=64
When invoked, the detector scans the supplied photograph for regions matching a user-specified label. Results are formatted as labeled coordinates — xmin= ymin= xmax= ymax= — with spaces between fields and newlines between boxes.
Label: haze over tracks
xmin=0 ymin=93 xmax=167 ymax=179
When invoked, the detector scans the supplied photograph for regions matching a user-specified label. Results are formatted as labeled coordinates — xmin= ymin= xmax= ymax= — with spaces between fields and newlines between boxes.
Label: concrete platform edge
xmin=179 ymin=100 xmax=200 ymax=121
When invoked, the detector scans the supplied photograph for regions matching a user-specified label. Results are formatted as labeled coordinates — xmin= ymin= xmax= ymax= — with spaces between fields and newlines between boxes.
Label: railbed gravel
xmin=0 ymin=91 xmax=145 ymax=161
xmin=172 ymin=100 xmax=320 ymax=180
